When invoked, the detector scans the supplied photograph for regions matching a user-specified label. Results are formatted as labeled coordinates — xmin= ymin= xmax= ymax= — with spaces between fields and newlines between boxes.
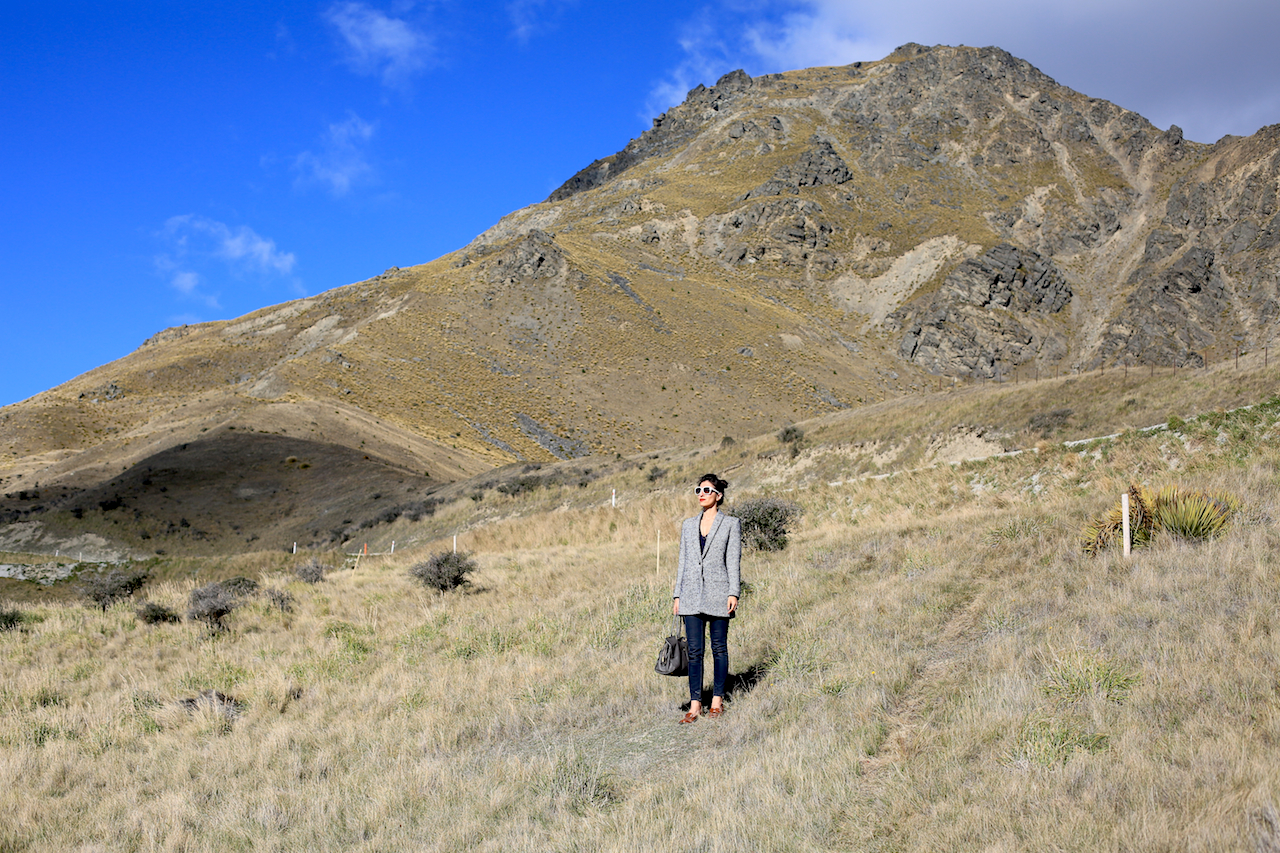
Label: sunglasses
xmin=694 ymin=486 xmax=721 ymax=496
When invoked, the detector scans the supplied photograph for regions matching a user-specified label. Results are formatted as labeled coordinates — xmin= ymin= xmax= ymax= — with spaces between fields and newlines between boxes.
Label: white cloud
xmin=170 ymin=270 xmax=202 ymax=296
xmin=323 ymin=1 xmax=431 ymax=87
xmin=162 ymin=215 xmax=296 ymax=275
xmin=506 ymin=0 xmax=575 ymax=43
xmin=653 ymin=0 xmax=1280 ymax=143
xmin=644 ymin=10 xmax=740 ymax=119
xmin=155 ymin=216 xmax=298 ymax=307
xmin=292 ymin=113 xmax=376 ymax=196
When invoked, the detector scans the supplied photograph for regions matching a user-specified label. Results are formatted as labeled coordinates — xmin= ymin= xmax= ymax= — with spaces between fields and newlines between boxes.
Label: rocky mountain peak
xmin=4 ymin=43 xmax=1280 ymax=558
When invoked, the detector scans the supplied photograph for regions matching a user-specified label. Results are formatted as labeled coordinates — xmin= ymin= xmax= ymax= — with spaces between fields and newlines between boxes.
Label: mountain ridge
xmin=2 ymin=42 xmax=1278 ymax=557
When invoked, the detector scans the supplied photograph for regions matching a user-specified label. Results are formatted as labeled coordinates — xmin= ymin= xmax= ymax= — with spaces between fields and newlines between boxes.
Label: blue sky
xmin=4 ymin=0 xmax=1279 ymax=407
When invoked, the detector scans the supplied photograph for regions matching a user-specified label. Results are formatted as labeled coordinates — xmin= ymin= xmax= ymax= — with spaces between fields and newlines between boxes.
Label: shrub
xmin=777 ymin=425 xmax=805 ymax=458
xmin=498 ymin=476 xmax=542 ymax=497
xmin=410 ymin=551 xmax=477 ymax=591
xmin=220 ymin=576 xmax=259 ymax=596
xmin=295 ymin=558 xmax=329 ymax=584
xmin=264 ymin=588 xmax=294 ymax=613
xmin=358 ymin=499 xmax=441 ymax=530
xmin=1081 ymin=484 xmax=1241 ymax=555
xmin=188 ymin=582 xmax=240 ymax=631
xmin=1150 ymin=487 xmax=1240 ymax=540
xmin=0 ymin=607 xmax=23 ymax=632
xmin=732 ymin=497 xmax=803 ymax=552
xmin=1028 ymin=408 xmax=1073 ymax=437
xmin=136 ymin=602 xmax=180 ymax=624
xmin=80 ymin=568 xmax=150 ymax=612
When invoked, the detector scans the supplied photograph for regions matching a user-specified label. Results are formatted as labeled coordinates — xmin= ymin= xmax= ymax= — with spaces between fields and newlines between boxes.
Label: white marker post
xmin=1121 ymin=493 xmax=1131 ymax=558
xmin=656 ymin=530 xmax=660 ymax=581
xmin=453 ymin=534 xmax=457 ymax=554
xmin=612 ymin=489 xmax=616 ymax=508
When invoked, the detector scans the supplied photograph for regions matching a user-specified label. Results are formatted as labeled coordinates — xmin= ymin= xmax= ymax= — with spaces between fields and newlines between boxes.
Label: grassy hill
xmin=2 ymin=364 xmax=1278 ymax=850
xmin=7 ymin=43 xmax=1280 ymax=560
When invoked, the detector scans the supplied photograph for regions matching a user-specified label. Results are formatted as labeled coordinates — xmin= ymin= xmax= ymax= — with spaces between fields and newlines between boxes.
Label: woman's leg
xmin=708 ymin=617 xmax=729 ymax=709
xmin=683 ymin=614 xmax=706 ymax=712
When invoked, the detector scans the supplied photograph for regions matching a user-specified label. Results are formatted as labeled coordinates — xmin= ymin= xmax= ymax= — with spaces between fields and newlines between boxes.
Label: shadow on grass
xmin=678 ymin=660 xmax=769 ymax=711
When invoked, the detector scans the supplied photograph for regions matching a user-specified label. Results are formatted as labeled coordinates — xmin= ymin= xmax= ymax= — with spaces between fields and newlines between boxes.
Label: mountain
xmin=3 ymin=43 xmax=1278 ymax=557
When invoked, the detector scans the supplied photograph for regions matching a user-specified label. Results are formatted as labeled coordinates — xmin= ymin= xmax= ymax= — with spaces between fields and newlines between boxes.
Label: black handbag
xmin=655 ymin=615 xmax=688 ymax=676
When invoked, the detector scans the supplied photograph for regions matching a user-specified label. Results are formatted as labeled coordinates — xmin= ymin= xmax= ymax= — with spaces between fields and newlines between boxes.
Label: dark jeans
xmin=684 ymin=614 xmax=729 ymax=703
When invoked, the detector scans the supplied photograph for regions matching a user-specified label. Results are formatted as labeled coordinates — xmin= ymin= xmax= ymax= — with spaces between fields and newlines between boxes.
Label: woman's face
xmin=696 ymin=480 xmax=721 ymax=510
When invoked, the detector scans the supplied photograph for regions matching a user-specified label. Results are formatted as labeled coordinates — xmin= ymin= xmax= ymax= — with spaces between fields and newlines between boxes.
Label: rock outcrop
xmin=888 ymin=244 xmax=1072 ymax=377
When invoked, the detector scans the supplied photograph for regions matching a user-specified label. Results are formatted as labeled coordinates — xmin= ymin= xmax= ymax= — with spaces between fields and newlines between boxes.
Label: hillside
xmin=2 ymin=371 xmax=1278 ymax=850
xmin=3 ymin=43 xmax=1280 ymax=557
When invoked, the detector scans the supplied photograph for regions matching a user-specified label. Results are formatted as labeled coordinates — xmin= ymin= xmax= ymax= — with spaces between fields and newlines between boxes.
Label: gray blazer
xmin=673 ymin=512 xmax=742 ymax=618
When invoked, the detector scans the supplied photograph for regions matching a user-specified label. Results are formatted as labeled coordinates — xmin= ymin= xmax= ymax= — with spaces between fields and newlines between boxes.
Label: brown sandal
xmin=678 ymin=710 xmax=700 ymax=724
xmin=707 ymin=706 xmax=724 ymax=718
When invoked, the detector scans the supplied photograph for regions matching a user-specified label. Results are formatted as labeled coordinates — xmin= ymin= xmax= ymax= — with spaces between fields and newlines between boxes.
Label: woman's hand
xmin=673 ymin=597 xmax=680 ymax=616
xmin=727 ymin=595 xmax=738 ymax=614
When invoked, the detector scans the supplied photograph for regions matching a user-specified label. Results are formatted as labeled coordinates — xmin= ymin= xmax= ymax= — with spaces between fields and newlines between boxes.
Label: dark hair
xmin=697 ymin=473 xmax=729 ymax=505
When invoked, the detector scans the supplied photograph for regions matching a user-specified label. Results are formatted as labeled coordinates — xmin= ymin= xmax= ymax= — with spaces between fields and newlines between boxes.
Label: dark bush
xmin=777 ymin=425 xmax=804 ymax=444
xmin=188 ymin=582 xmax=240 ymax=631
xmin=647 ymin=466 xmax=667 ymax=482
xmin=136 ymin=602 xmax=181 ymax=624
xmin=498 ymin=476 xmax=543 ymax=497
xmin=358 ymin=498 xmax=441 ymax=530
xmin=720 ymin=435 xmax=736 ymax=448
xmin=295 ymin=558 xmax=329 ymax=584
xmin=81 ymin=568 xmax=150 ymax=612
xmin=732 ymin=497 xmax=803 ymax=552
xmin=409 ymin=551 xmax=477 ymax=592
xmin=265 ymin=588 xmax=294 ymax=613
xmin=221 ymin=576 xmax=259 ymax=596
xmin=0 ymin=607 xmax=23 ymax=632
xmin=1028 ymin=408 xmax=1073 ymax=437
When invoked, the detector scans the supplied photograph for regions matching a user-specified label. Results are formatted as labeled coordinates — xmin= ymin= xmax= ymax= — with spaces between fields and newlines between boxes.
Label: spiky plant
xmin=1082 ymin=484 xmax=1241 ymax=555
xmin=1081 ymin=484 xmax=1155 ymax=556
xmin=1149 ymin=487 xmax=1240 ymax=541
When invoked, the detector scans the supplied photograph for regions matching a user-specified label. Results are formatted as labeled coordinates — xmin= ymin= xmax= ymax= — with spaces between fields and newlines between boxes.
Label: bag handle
xmin=671 ymin=613 xmax=684 ymax=637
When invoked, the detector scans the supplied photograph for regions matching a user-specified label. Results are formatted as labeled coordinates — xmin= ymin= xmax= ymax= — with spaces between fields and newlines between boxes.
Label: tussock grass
xmin=2 ymin=390 xmax=1280 ymax=850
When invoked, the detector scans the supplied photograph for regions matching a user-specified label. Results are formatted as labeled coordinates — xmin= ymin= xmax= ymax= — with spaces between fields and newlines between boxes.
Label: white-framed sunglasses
xmin=694 ymin=486 xmax=721 ymax=496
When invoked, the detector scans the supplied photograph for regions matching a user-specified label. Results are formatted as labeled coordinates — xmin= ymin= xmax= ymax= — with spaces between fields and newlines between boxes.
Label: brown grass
xmin=2 ymin=391 xmax=1279 ymax=850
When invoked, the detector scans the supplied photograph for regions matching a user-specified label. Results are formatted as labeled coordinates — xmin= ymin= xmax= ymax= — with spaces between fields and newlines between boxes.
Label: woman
xmin=672 ymin=473 xmax=742 ymax=723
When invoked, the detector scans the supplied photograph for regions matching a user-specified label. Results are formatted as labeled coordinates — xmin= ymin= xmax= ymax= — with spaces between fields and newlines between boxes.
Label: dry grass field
xmin=2 ymin=378 xmax=1280 ymax=851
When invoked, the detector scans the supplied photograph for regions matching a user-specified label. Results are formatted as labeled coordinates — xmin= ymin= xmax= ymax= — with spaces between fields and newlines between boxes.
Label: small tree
xmin=81 ymin=568 xmax=150 ymax=612
xmin=410 ymin=551 xmax=477 ymax=592
xmin=188 ymin=582 xmax=240 ymax=632
xmin=732 ymin=497 xmax=803 ymax=552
